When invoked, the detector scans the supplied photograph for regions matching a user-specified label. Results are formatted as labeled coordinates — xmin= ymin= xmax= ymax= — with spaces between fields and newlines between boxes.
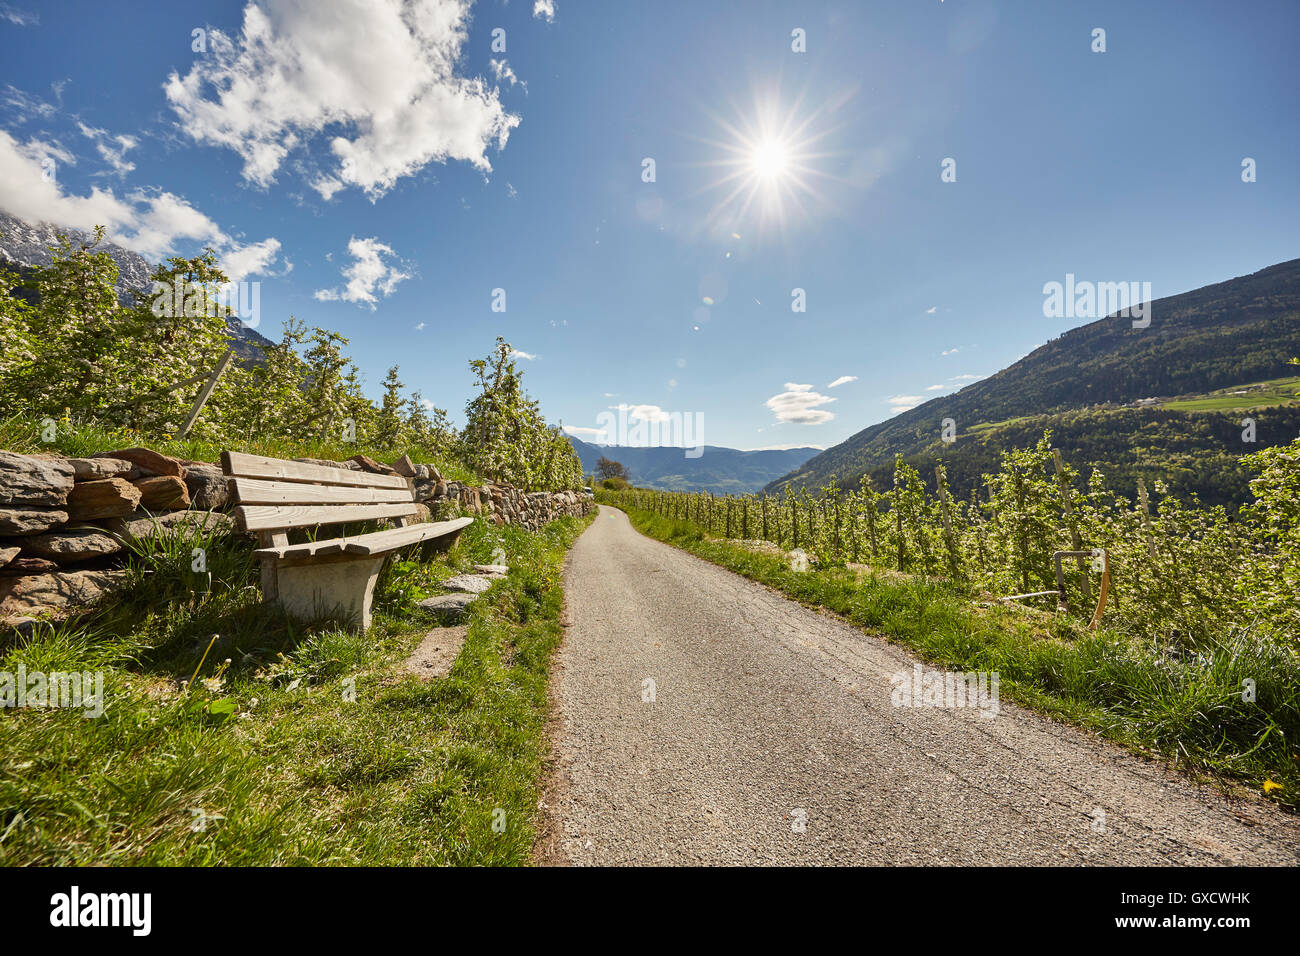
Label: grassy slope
xmin=0 ymin=511 xmax=593 ymax=865
xmin=606 ymin=501 xmax=1299 ymax=810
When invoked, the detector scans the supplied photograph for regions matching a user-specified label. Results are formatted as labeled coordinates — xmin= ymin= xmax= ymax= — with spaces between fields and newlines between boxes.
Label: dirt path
xmin=542 ymin=505 xmax=1300 ymax=865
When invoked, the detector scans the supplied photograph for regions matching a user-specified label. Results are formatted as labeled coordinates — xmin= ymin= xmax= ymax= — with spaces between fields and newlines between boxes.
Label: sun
xmin=689 ymin=86 xmax=845 ymax=238
xmin=750 ymin=138 xmax=790 ymax=181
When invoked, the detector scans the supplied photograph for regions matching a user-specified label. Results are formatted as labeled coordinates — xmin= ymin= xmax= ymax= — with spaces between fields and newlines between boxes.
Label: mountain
xmin=0 ymin=211 xmax=275 ymax=364
xmin=567 ymin=436 xmax=820 ymax=494
xmin=767 ymin=258 xmax=1300 ymax=508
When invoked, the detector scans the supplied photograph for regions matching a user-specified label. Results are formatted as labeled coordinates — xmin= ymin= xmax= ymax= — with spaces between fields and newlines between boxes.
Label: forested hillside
xmin=769 ymin=258 xmax=1300 ymax=503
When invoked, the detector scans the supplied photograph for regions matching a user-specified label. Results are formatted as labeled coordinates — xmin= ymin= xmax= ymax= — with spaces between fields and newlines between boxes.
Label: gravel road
xmin=541 ymin=505 xmax=1300 ymax=866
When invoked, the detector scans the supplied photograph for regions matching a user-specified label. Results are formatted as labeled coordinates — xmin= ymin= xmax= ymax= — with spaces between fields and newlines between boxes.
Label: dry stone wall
xmin=0 ymin=447 xmax=592 ymax=627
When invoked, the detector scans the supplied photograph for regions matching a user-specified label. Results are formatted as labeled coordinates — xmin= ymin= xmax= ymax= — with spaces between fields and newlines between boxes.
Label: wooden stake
xmin=176 ymin=348 xmax=235 ymax=440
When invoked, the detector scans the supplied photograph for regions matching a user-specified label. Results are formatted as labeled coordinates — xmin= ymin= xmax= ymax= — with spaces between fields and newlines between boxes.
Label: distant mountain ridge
xmin=767 ymin=257 xmax=1300 ymax=507
xmin=0 ymin=210 xmax=275 ymax=364
xmin=567 ymin=436 xmax=820 ymax=494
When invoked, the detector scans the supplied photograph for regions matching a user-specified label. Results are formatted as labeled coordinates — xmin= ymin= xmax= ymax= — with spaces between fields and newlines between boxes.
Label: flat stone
xmin=416 ymin=592 xmax=477 ymax=623
xmin=0 ymin=451 xmax=74 ymax=505
xmin=473 ymin=564 xmax=509 ymax=576
xmin=0 ymin=506 xmax=68 ymax=535
xmin=0 ymin=569 xmax=128 ymax=624
xmin=442 ymin=574 xmax=494 ymax=594
xmin=404 ymin=625 xmax=469 ymax=680
xmin=69 ymin=457 xmax=134 ymax=480
xmin=93 ymin=447 xmax=184 ymax=478
xmin=348 ymin=454 xmax=397 ymax=475
xmin=0 ymin=546 xmax=19 ymax=568
xmin=67 ymin=477 xmax=142 ymax=520
xmin=102 ymin=509 xmax=233 ymax=544
xmin=7 ymin=526 xmax=122 ymax=563
xmin=133 ymin=475 xmax=190 ymax=510
xmin=1 ymin=556 xmax=59 ymax=574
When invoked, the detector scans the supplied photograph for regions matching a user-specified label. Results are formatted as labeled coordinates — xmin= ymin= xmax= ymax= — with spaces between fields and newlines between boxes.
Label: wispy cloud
xmin=0 ymin=4 xmax=38 ymax=26
xmin=533 ymin=0 xmax=556 ymax=23
xmin=827 ymin=375 xmax=857 ymax=389
xmin=886 ymin=394 xmax=924 ymax=414
xmin=509 ymin=348 xmax=537 ymax=360
xmin=77 ymin=122 xmax=138 ymax=177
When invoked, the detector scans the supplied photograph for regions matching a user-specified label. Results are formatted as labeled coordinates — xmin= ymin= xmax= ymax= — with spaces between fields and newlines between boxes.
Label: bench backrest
xmin=222 ymin=451 xmax=416 ymax=534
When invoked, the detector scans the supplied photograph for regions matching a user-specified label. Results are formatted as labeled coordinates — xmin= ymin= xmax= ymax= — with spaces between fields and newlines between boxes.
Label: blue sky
xmin=2 ymin=0 xmax=1297 ymax=450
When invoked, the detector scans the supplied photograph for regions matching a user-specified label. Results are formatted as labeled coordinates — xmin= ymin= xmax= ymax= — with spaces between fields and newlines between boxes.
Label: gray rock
xmin=7 ymin=526 xmax=122 ymax=563
xmin=442 ymin=574 xmax=494 ymax=594
xmin=416 ymin=592 xmax=477 ymax=623
xmin=180 ymin=462 xmax=230 ymax=511
xmin=0 ymin=506 xmax=69 ymax=535
xmin=0 ymin=451 xmax=74 ymax=506
xmin=474 ymin=564 xmax=509 ymax=576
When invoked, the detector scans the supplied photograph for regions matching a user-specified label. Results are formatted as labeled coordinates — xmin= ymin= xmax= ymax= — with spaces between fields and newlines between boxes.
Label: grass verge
xmin=0 ymin=511 xmax=593 ymax=864
xmin=607 ymin=502 xmax=1300 ymax=810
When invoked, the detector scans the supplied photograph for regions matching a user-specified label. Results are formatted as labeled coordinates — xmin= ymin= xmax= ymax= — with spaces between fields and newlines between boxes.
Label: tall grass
xmin=0 ymin=511 xmax=593 ymax=864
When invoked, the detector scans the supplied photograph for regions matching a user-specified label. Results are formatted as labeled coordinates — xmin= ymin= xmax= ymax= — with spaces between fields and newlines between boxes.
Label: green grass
xmin=0 ymin=413 xmax=482 ymax=484
xmin=0 ymin=511 xmax=593 ymax=865
xmin=607 ymin=501 xmax=1300 ymax=810
xmin=1161 ymin=375 xmax=1300 ymax=412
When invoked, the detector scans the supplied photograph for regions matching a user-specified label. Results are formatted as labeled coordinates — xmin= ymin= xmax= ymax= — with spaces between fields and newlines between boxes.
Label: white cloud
xmin=951 ymin=373 xmax=983 ymax=381
xmin=887 ymin=394 xmax=924 ymax=414
xmin=0 ymin=129 xmax=284 ymax=272
xmin=0 ymin=5 xmax=37 ymax=26
xmin=164 ymin=0 xmax=521 ymax=200
xmin=220 ymin=237 xmax=285 ymax=282
xmin=827 ymin=375 xmax=857 ymax=389
xmin=533 ymin=0 xmax=556 ymax=22
xmin=415 ymin=321 xmax=425 ymax=330
xmin=926 ymin=384 xmax=948 ymax=391
xmin=563 ymin=425 xmax=607 ymax=439
xmin=765 ymin=383 xmax=835 ymax=425
xmin=941 ymin=347 xmax=960 ymax=356
xmin=77 ymin=123 xmax=138 ymax=177
xmin=925 ymin=306 xmax=937 ymax=314
xmin=509 ymin=348 xmax=537 ymax=360
xmin=313 ymin=236 xmax=411 ymax=308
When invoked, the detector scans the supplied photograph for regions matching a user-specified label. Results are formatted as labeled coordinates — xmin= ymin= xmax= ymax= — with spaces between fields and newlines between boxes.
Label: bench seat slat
xmin=232 ymin=477 xmax=413 ymax=506
xmin=234 ymin=502 xmax=416 ymax=533
xmin=253 ymin=517 xmax=474 ymax=561
xmin=222 ymin=451 xmax=410 ymax=490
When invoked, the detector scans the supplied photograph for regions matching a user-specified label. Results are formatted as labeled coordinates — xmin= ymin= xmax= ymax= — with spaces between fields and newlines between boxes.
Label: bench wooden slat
xmin=234 ymin=502 xmax=417 ymax=533
xmin=336 ymin=517 xmax=473 ymax=556
xmin=232 ymin=477 xmax=413 ymax=506
xmin=252 ymin=517 xmax=474 ymax=561
xmin=222 ymin=451 xmax=410 ymax=490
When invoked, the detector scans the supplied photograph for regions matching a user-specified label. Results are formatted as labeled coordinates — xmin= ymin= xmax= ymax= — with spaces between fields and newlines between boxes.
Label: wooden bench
xmin=221 ymin=451 xmax=473 ymax=632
